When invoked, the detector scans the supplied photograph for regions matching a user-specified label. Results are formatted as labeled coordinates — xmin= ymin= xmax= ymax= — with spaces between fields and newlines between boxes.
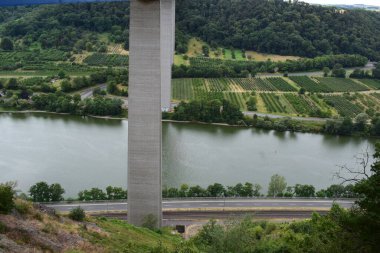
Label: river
xmin=0 ymin=113 xmax=377 ymax=197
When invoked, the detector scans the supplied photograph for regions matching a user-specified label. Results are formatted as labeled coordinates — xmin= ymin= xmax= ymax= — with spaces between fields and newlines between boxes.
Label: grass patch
xmin=85 ymin=218 xmax=181 ymax=253
xmin=187 ymin=38 xmax=205 ymax=57
xmin=174 ymin=55 xmax=190 ymax=66
xmin=245 ymin=51 xmax=300 ymax=62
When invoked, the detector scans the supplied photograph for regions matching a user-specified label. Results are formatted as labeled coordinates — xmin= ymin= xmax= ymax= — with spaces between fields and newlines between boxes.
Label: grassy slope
xmin=0 ymin=200 xmax=181 ymax=253
xmin=84 ymin=218 xmax=181 ymax=253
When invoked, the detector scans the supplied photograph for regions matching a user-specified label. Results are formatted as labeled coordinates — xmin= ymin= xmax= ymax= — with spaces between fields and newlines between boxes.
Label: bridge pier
xmin=128 ymin=0 xmax=175 ymax=228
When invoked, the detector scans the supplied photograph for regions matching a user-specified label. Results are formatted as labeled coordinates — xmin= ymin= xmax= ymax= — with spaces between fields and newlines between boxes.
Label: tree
xmin=322 ymin=67 xmax=330 ymax=77
xmin=207 ymin=183 xmax=226 ymax=197
xmin=331 ymin=64 xmax=346 ymax=78
xmin=179 ymin=184 xmax=189 ymax=197
xmin=354 ymin=113 xmax=369 ymax=132
xmin=69 ymin=207 xmax=85 ymax=221
xmin=246 ymin=96 xmax=257 ymax=111
xmin=268 ymin=174 xmax=287 ymax=197
xmin=349 ymin=143 xmax=380 ymax=250
xmin=58 ymin=71 xmax=66 ymax=79
xmin=202 ymin=45 xmax=210 ymax=57
xmin=60 ymin=80 xmax=72 ymax=92
xmin=0 ymin=37 xmax=14 ymax=51
xmin=6 ymin=78 xmax=18 ymax=90
xmin=49 ymin=183 xmax=65 ymax=202
xmin=373 ymin=64 xmax=380 ymax=79
xmin=294 ymin=184 xmax=315 ymax=197
xmin=0 ymin=183 xmax=14 ymax=214
xmin=29 ymin=182 xmax=51 ymax=202
xmin=107 ymin=82 xmax=117 ymax=94
xmin=106 ymin=186 xmax=127 ymax=200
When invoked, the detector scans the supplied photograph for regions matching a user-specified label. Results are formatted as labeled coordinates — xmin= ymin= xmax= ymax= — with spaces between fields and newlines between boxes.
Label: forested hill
xmin=176 ymin=0 xmax=380 ymax=60
xmin=1 ymin=0 xmax=380 ymax=60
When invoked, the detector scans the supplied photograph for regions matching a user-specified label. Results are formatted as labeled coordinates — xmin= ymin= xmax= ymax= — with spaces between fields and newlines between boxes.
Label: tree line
xmin=19 ymin=176 xmax=360 ymax=203
xmin=166 ymin=99 xmax=380 ymax=137
xmin=168 ymin=99 xmax=244 ymax=125
xmin=173 ymin=54 xmax=368 ymax=78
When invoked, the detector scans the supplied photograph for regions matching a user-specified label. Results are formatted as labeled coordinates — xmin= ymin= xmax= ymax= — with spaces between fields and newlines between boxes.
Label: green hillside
xmin=0 ymin=0 xmax=380 ymax=60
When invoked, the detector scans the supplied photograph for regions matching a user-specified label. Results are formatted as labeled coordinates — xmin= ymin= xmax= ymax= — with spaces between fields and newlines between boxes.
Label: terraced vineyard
xmin=265 ymin=77 xmax=297 ymax=91
xmin=315 ymin=77 xmax=369 ymax=92
xmin=206 ymin=79 xmax=231 ymax=91
xmin=323 ymin=95 xmax=363 ymax=117
xmin=260 ymin=93 xmax=287 ymax=113
xmin=235 ymin=78 xmax=276 ymax=91
xmin=371 ymin=93 xmax=380 ymax=101
xmin=84 ymin=53 xmax=129 ymax=66
xmin=289 ymin=76 xmax=331 ymax=92
xmin=170 ymin=77 xmax=380 ymax=118
xmin=223 ymin=92 xmax=250 ymax=110
xmin=172 ymin=79 xmax=194 ymax=100
xmin=283 ymin=94 xmax=316 ymax=115
xmin=358 ymin=79 xmax=380 ymax=90
xmin=0 ymin=50 xmax=69 ymax=70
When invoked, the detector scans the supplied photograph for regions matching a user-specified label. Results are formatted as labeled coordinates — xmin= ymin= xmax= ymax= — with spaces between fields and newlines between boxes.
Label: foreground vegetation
xmin=1 ymin=143 xmax=379 ymax=252
xmin=24 ymin=175 xmax=358 ymax=203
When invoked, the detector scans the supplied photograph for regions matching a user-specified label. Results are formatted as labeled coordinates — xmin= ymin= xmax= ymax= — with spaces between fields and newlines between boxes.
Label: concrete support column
xmin=128 ymin=0 xmax=162 ymax=228
xmin=160 ymin=0 xmax=175 ymax=112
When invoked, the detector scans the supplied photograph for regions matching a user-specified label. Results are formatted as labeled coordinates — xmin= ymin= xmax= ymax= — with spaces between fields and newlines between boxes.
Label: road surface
xmin=79 ymin=84 xmax=107 ymax=99
xmin=46 ymin=199 xmax=354 ymax=213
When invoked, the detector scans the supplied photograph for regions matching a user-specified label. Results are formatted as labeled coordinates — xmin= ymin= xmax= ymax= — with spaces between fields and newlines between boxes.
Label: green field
xmin=172 ymin=78 xmax=194 ymax=100
xmin=358 ymin=79 xmax=380 ymax=90
xmin=84 ymin=53 xmax=129 ymax=66
xmin=290 ymin=76 xmax=331 ymax=92
xmin=260 ymin=93 xmax=287 ymax=113
xmin=223 ymin=92 xmax=250 ymax=110
xmin=323 ymin=95 xmax=363 ymax=117
xmin=315 ymin=77 xmax=369 ymax=92
xmin=171 ymin=77 xmax=380 ymax=115
xmin=265 ymin=77 xmax=297 ymax=92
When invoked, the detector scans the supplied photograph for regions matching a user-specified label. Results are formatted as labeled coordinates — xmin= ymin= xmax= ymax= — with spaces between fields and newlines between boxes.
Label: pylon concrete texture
xmin=161 ymin=0 xmax=175 ymax=111
xmin=128 ymin=0 xmax=175 ymax=228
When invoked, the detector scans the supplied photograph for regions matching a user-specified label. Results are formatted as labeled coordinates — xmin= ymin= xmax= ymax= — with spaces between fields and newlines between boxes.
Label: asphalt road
xmin=46 ymin=199 xmax=354 ymax=213
xmin=80 ymin=84 xmax=107 ymax=99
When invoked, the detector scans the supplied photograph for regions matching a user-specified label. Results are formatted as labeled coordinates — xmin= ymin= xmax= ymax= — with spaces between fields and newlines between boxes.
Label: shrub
xmin=0 ymin=184 xmax=14 ymax=214
xmin=0 ymin=221 xmax=8 ymax=233
xmin=14 ymin=199 xmax=32 ymax=215
xmin=142 ymin=214 xmax=158 ymax=230
xmin=69 ymin=207 xmax=85 ymax=222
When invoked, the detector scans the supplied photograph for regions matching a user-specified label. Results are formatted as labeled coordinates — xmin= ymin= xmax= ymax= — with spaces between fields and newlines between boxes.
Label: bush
xmin=0 ymin=221 xmax=7 ymax=233
xmin=142 ymin=214 xmax=158 ymax=230
xmin=0 ymin=184 xmax=14 ymax=214
xmin=14 ymin=199 xmax=32 ymax=215
xmin=69 ymin=207 xmax=85 ymax=222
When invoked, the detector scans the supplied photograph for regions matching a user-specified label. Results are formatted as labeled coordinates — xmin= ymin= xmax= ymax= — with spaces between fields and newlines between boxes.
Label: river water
xmin=0 ymin=113 xmax=377 ymax=197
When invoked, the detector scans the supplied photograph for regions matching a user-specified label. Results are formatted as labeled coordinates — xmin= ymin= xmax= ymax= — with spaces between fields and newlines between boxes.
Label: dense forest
xmin=0 ymin=0 xmax=380 ymax=60
xmin=177 ymin=0 xmax=380 ymax=60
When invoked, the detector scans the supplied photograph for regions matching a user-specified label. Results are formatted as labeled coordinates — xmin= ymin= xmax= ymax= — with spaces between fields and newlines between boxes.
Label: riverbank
xmin=2 ymin=109 xmax=379 ymax=138
xmin=0 ymin=109 xmax=127 ymax=120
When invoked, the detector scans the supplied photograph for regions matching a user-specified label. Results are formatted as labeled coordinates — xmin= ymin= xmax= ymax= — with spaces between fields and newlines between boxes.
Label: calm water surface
xmin=0 ymin=113 xmax=377 ymax=197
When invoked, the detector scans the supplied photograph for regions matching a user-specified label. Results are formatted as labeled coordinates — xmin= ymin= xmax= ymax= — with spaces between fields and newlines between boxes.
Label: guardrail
xmin=40 ymin=197 xmax=357 ymax=205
